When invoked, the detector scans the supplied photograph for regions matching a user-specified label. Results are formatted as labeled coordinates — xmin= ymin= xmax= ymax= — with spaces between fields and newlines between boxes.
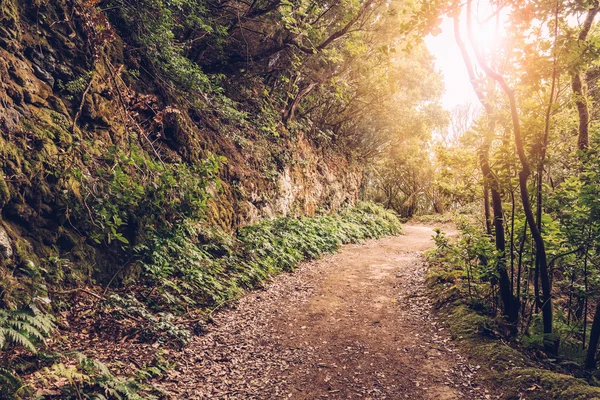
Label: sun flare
xmin=472 ymin=17 xmax=503 ymax=52
xmin=425 ymin=2 xmax=510 ymax=110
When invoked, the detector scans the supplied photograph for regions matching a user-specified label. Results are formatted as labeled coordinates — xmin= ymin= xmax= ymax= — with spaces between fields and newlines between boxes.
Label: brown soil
xmin=160 ymin=225 xmax=493 ymax=399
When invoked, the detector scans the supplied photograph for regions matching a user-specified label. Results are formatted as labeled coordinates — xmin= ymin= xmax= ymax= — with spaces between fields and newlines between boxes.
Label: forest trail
xmin=161 ymin=226 xmax=491 ymax=399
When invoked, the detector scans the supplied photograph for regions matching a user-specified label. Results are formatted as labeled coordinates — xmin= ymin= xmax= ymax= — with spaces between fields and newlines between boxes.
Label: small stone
xmin=32 ymin=64 xmax=55 ymax=87
xmin=0 ymin=226 xmax=13 ymax=259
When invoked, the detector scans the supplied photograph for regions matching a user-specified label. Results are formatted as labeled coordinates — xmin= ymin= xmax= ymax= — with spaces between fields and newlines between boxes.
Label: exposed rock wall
xmin=0 ymin=0 xmax=362 ymax=291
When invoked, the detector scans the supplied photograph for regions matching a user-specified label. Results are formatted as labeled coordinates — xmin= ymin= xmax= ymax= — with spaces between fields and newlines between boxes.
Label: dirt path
xmin=161 ymin=225 xmax=491 ymax=399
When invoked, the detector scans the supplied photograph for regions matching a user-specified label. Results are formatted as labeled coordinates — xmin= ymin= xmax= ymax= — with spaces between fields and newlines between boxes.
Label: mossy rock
xmin=13 ymin=237 xmax=40 ymax=266
xmin=427 ymin=260 xmax=600 ymax=400
xmin=0 ymin=174 xmax=10 ymax=208
xmin=501 ymin=368 xmax=600 ymax=400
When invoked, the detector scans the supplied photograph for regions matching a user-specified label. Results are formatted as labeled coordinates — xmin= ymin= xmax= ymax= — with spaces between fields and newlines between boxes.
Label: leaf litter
xmin=33 ymin=225 xmax=494 ymax=399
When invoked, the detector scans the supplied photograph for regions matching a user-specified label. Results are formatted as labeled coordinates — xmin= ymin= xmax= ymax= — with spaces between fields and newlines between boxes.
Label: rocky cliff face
xmin=0 ymin=0 xmax=362 ymax=299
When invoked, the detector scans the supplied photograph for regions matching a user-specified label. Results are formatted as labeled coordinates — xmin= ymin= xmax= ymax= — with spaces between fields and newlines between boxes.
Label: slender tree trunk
xmin=517 ymin=223 xmax=527 ymax=324
xmin=583 ymin=242 xmax=590 ymax=350
xmin=510 ymin=190 xmax=516 ymax=296
xmin=567 ymin=269 xmax=576 ymax=325
xmin=465 ymin=0 xmax=552 ymax=348
xmin=519 ymin=155 xmax=553 ymax=350
xmin=487 ymin=171 xmax=515 ymax=325
xmin=571 ymin=2 xmax=599 ymax=150
xmin=572 ymin=74 xmax=590 ymax=150
xmin=453 ymin=10 xmax=516 ymax=328
xmin=283 ymin=82 xmax=317 ymax=123
xmin=577 ymin=293 xmax=586 ymax=321
xmin=533 ymin=256 xmax=542 ymax=310
xmin=585 ymin=299 xmax=600 ymax=370
xmin=484 ymin=181 xmax=492 ymax=235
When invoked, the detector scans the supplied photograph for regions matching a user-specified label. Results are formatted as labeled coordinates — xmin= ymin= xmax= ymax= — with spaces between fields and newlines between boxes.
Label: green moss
xmin=0 ymin=0 xmax=19 ymax=25
xmin=13 ymin=237 xmax=39 ymax=267
xmin=500 ymin=368 xmax=600 ymax=400
xmin=207 ymin=187 xmax=236 ymax=231
xmin=0 ymin=136 xmax=23 ymax=169
xmin=0 ymin=175 xmax=10 ymax=208
xmin=427 ymin=260 xmax=600 ymax=400
xmin=446 ymin=305 xmax=492 ymax=336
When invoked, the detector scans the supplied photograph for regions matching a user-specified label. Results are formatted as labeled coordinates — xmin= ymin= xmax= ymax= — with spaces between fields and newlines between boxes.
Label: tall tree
xmin=571 ymin=1 xmax=600 ymax=150
xmin=453 ymin=5 xmax=518 ymax=327
xmin=450 ymin=0 xmax=556 ymax=343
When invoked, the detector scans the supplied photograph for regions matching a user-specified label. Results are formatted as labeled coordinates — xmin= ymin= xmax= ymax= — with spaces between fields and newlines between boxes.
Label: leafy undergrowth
xmin=411 ymin=203 xmax=483 ymax=226
xmin=133 ymin=201 xmax=404 ymax=316
xmin=1 ymin=202 xmax=402 ymax=399
xmin=426 ymin=228 xmax=600 ymax=400
xmin=410 ymin=212 xmax=457 ymax=224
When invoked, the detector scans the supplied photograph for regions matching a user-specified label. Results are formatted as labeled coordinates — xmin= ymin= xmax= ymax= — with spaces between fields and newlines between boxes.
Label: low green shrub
xmin=3 ymin=202 xmax=400 ymax=398
xmin=0 ymin=304 xmax=56 ymax=398
xmin=134 ymin=201 xmax=402 ymax=313
xmin=31 ymin=353 xmax=162 ymax=400
xmin=77 ymin=145 xmax=222 ymax=248
xmin=426 ymin=226 xmax=600 ymax=400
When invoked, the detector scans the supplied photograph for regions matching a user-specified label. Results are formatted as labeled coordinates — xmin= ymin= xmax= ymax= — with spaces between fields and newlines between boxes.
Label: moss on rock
xmin=501 ymin=368 xmax=600 ymax=400
xmin=427 ymin=259 xmax=600 ymax=399
xmin=0 ymin=174 xmax=10 ymax=208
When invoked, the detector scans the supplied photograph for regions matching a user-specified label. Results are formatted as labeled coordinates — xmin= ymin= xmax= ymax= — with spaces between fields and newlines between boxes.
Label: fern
xmin=137 ymin=201 xmax=402 ymax=313
xmin=38 ymin=354 xmax=153 ymax=399
xmin=0 ymin=304 xmax=55 ymax=353
xmin=0 ymin=305 xmax=55 ymax=399
xmin=0 ymin=367 xmax=25 ymax=398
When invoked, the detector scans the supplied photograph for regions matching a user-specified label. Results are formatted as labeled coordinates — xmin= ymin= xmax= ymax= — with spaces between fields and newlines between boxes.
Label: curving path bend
xmin=161 ymin=225 xmax=492 ymax=399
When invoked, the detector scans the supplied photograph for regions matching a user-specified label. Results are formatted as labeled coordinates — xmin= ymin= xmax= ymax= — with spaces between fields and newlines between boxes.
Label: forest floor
xmin=153 ymin=225 xmax=494 ymax=399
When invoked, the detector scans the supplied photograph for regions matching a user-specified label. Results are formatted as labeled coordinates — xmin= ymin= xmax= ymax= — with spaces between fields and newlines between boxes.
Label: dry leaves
xmin=35 ymin=226 xmax=495 ymax=399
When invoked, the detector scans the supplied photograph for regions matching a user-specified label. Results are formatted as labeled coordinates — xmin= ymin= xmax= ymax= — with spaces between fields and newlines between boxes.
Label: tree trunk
xmin=519 ymin=171 xmax=553 ymax=350
xmin=517 ymin=223 xmax=527 ymax=323
xmin=490 ymin=181 xmax=517 ymax=326
xmin=464 ymin=0 xmax=552 ymax=348
xmin=585 ymin=299 xmax=600 ymax=370
xmin=480 ymin=149 xmax=515 ymax=325
xmin=483 ymin=181 xmax=492 ymax=235
xmin=283 ymin=82 xmax=317 ymax=123
xmin=453 ymin=11 xmax=516 ymax=328
xmin=572 ymin=73 xmax=590 ymax=150
xmin=571 ymin=2 xmax=599 ymax=150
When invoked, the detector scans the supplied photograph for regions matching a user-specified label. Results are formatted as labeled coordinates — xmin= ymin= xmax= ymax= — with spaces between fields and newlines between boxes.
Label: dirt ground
xmin=159 ymin=225 xmax=493 ymax=399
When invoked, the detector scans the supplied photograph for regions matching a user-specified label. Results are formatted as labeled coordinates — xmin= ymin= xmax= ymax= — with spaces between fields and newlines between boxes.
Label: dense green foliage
xmin=98 ymin=0 xmax=446 ymax=151
xmin=426 ymin=243 xmax=600 ymax=399
xmin=0 ymin=0 xmax=434 ymax=396
xmin=0 ymin=203 xmax=402 ymax=397
xmin=82 ymin=146 xmax=223 ymax=247
xmin=407 ymin=0 xmax=600 ymax=385
xmin=135 ymin=202 xmax=402 ymax=313
xmin=11 ymin=0 xmax=600 ymax=395
xmin=0 ymin=0 xmax=441 ymax=305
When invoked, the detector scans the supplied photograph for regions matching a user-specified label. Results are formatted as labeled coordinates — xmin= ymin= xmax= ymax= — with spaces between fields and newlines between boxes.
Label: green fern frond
xmin=0 ymin=366 xmax=22 ymax=389
xmin=100 ymin=377 xmax=146 ymax=400
xmin=45 ymin=363 xmax=90 ymax=384
xmin=0 ymin=305 xmax=55 ymax=353
xmin=18 ymin=311 xmax=55 ymax=334
xmin=3 ymin=328 xmax=37 ymax=353
xmin=8 ymin=320 xmax=46 ymax=342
